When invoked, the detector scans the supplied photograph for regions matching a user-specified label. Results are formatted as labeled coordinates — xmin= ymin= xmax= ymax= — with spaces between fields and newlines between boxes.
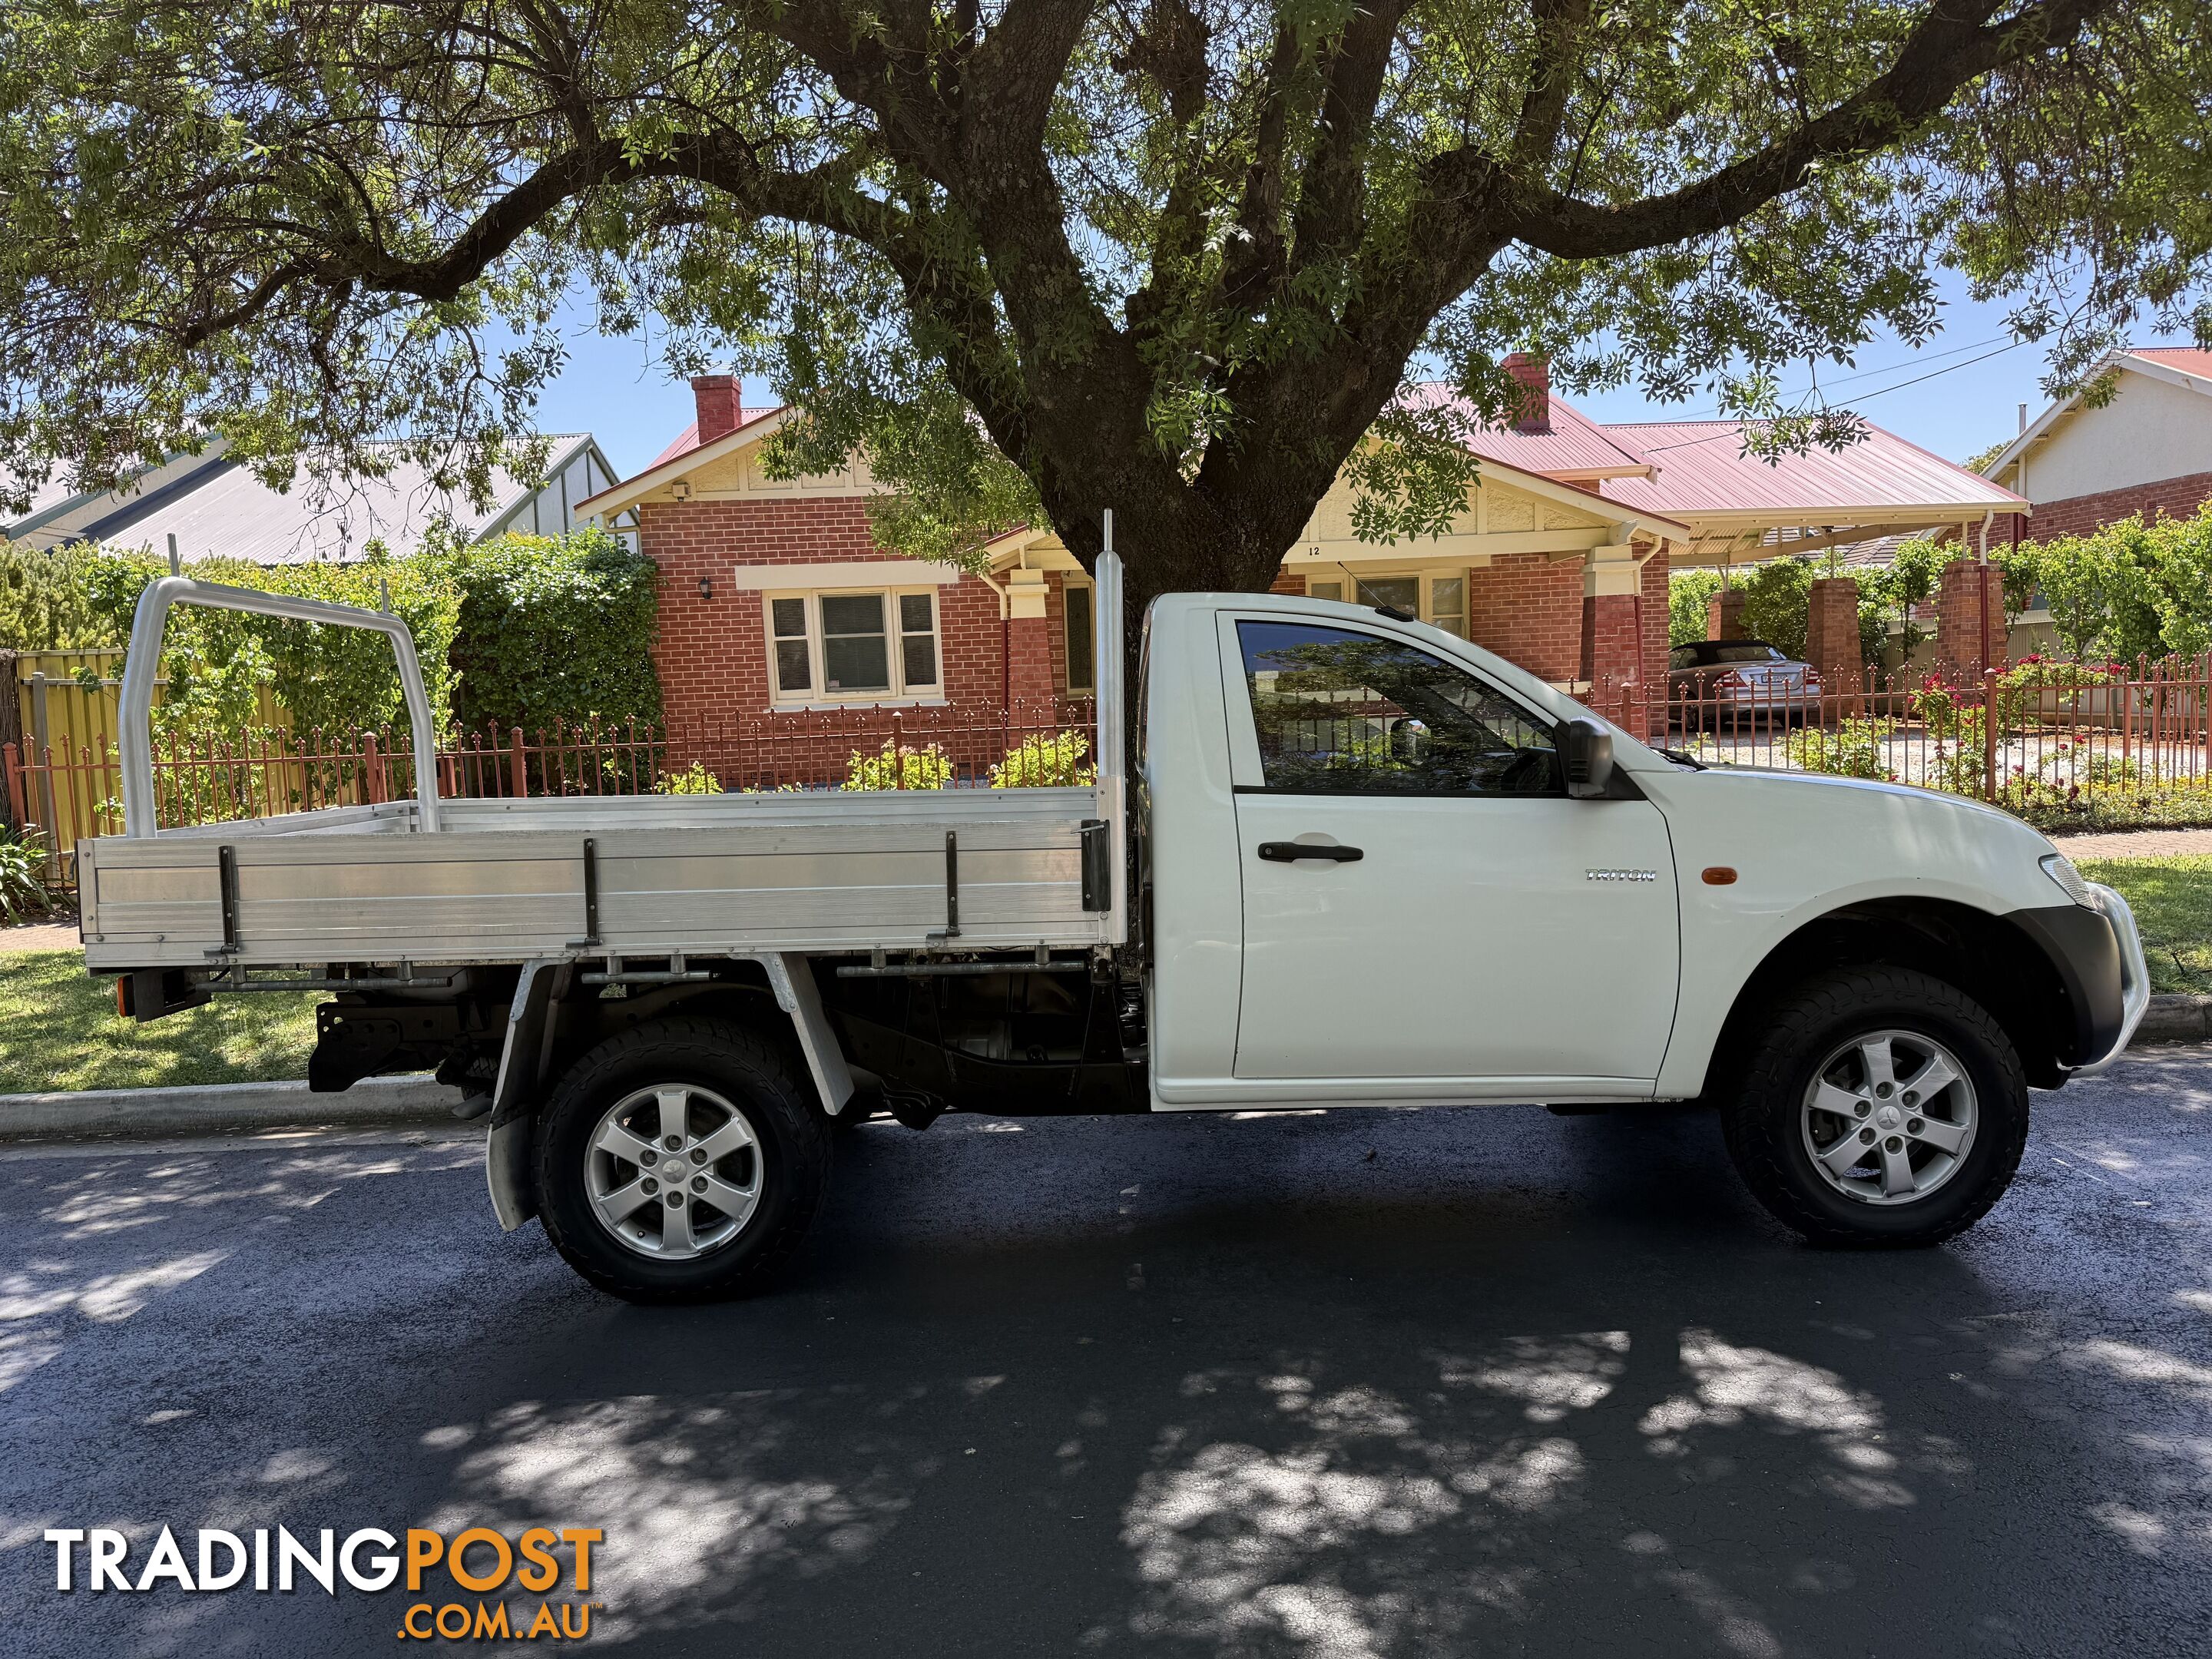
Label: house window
xmin=763 ymin=589 xmax=944 ymax=704
xmin=1305 ymin=571 xmax=1469 ymax=637
xmin=1064 ymin=582 xmax=1094 ymax=693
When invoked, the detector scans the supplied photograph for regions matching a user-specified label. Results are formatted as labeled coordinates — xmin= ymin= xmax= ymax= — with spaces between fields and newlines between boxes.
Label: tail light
xmin=1711 ymin=670 xmax=1747 ymax=690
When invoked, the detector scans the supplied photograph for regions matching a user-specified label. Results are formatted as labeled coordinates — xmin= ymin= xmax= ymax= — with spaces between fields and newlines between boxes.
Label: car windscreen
xmin=1707 ymin=643 xmax=1788 ymax=664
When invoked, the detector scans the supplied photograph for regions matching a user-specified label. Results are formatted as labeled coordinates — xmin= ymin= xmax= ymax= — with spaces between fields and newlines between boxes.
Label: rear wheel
xmin=535 ymin=1017 xmax=831 ymax=1303
xmin=1720 ymin=967 xmax=2028 ymax=1247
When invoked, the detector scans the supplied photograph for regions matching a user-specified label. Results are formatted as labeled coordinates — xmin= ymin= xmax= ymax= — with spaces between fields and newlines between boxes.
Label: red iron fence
xmin=1592 ymin=654 xmax=2212 ymax=821
xmin=12 ymin=653 xmax=2210 ymax=892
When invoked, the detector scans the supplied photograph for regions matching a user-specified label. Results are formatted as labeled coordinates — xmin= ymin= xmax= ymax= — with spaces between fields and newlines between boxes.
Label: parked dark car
xmin=1667 ymin=639 xmax=1822 ymax=728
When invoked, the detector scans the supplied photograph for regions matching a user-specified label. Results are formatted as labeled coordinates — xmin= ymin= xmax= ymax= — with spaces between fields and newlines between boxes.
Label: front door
xmin=1226 ymin=614 xmax=1680 ymax=1088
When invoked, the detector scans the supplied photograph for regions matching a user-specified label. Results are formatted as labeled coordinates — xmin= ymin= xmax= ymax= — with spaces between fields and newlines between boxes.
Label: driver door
xmin=1224 ymin=612 xmax=1681 ymax=1091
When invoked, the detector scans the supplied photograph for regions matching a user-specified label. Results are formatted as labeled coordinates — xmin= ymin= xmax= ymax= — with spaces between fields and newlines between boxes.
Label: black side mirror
xmin=1556 ymin=715 xmax=1614 ymax=799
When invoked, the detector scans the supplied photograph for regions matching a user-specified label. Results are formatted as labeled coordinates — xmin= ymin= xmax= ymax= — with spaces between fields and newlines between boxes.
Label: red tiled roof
xmin=1594 ymin=419 xmax=2023 ymax=517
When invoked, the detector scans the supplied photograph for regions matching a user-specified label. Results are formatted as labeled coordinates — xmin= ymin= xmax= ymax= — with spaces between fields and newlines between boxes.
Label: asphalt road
xmin=2 ymin=1053 xmax=2209 ymax=1659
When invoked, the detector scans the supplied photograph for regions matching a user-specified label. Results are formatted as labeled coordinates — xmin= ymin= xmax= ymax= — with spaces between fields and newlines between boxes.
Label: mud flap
xmin=485 ymin=958 xmax=565 ymax=1231
xmin=762 ymin=952 xmax=856 ymax=1116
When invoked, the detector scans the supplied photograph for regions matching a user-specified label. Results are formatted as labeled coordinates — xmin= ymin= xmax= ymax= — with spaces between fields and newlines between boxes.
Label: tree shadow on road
xmin=3 ymin=1100 xmax=2209 ymax=1659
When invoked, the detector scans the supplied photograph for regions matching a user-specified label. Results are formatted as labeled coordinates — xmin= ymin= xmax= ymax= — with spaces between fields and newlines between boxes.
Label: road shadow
xmin=2 ymin=1091 xmax=2208 ymax=1657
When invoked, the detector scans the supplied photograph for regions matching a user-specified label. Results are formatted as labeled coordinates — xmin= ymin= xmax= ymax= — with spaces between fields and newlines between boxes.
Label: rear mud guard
xmin=485 ymin=958 xmax=566 ymax=1232
xmin=484 ymin=952 xmax=857 ymax=1233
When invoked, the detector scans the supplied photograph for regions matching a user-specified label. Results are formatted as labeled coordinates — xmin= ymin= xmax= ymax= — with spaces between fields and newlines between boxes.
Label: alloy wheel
xmin=1800 ymin=1028 xmax=1979 ymax=1207
xmin=584 ymin=1084 xmax=763 ymax=1260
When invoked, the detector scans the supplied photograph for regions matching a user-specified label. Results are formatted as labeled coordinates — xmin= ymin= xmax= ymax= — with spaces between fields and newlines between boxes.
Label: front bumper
xmin=2073 ymin=882 xmax=2151 ymax=1076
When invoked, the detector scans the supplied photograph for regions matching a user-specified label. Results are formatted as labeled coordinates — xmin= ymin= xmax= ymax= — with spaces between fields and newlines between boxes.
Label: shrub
xmin=2147 ymin=500 xmax=2212 ymax=658
xmin=83 ymin=549 xmax=461 ymax=739
xmin=0 ymin=825 xmax=56 ymax=921
xmin=654 ymin=760 xmax=721 ymax=795
xmin=429 ymin=527 xmax=662 ymax=733
xmin=1667 ymin=568 xmax=1723 ymax=647
xmin=1911 ymin=678 xmax=1989 ymax=796
xmin=1737 ymin=558 xmax=1813 ymax=662
xmin=842 ymin=740 xmax=952 ymax=791
xmin=990 ymin=730 xmax=1094 ymax=788
xmin=1784 ymin=717 xmax=1897 ymax=781
xmin=0 ymin=540 xmax=108 ymax=649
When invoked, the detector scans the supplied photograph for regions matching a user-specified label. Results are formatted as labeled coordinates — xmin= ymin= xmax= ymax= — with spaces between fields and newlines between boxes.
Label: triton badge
xmin=1584 ymin=868 xmax=1658 ymax=882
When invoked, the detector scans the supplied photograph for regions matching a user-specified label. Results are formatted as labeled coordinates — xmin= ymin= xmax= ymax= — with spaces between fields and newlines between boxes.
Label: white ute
xmin=79 ymin=530 xmax=2150 ymax=1302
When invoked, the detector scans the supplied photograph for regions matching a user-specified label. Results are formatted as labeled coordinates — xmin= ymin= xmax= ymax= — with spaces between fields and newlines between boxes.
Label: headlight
xmin=2040 ymin=853 xmax=2096 ymax=909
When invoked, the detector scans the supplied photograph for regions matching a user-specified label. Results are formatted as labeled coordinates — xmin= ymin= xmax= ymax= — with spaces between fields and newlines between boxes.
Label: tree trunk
xmin=1034 ymin=469 xmax=1316 ymax=757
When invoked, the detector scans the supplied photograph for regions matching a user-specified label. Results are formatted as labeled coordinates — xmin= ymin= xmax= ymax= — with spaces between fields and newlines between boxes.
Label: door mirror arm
xmin=1556 ymin=715 xmax=1615 ymax=800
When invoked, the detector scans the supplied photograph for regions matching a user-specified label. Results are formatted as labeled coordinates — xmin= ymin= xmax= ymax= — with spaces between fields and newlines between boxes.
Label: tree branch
xmin=1506 ymin=0 xmax=2116 ymax=259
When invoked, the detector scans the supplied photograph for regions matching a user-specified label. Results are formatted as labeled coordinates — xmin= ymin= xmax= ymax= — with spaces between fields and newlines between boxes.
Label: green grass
xmin=2075 ymin=856 xmax=2212 ymax=995
xmin=0 ymin=950 xmax=323 ymax=1094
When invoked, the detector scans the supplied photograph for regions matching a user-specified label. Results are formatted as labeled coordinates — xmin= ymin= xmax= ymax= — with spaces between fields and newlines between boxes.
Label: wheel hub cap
xmin=1800 ymin=1029 xmax=1978 ymax=1207
xmin=584 ymin=1084 xmax=763 ymax=1260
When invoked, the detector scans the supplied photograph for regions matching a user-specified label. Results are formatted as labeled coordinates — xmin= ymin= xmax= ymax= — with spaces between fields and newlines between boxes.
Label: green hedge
xmin=434 ymin=528 xmax=661 ymax=733
xmin=0 ymin=528 xmax=662 ymax=739
xmin=0 ymin=541 xmax=110 ymax=650
xmin=81 ymin=551 xmax=461 ymax=740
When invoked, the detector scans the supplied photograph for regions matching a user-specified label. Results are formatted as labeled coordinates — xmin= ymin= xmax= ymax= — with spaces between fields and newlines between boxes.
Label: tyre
xmin=1719 ymin=966 xmax=2028 ymax=1247
xmin=535 ymin=1017 xmax=832 ymax=1303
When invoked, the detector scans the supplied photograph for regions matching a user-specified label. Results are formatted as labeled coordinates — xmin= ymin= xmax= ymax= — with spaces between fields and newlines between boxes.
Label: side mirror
xmin=1556 ymin=715 xmax=1614 ymax=799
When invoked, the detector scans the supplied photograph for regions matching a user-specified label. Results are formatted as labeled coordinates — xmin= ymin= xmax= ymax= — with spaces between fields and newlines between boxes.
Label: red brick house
xmin=578 ymin=366 xmax=2018 ymax=772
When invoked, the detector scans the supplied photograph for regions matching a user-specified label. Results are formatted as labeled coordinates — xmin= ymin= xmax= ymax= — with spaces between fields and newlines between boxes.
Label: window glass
xmin=1306 ymin=580 xmax=1344 ymax=602
xmin=770 ymin=597 xmax=811 ymax=693
xmin=1356 ymin=576 xmax=1420 ymax=613
xmin=1668 ymin=645 xmax=1699 ymax=671
xmin=1429 ymin=575 xmax=1467 ymax=638
xmin=899 ymin=592 xmax=939 ymax=688
xmin=1238 ymin=620 xmax=1561 ymax=796
xmin=821 ymin=593 xmax=890 ymax=691
xmin=1065 ymin=584 xmax=1094 ymax=692
xmin=1710 ymin=643 xmax=1786 ymax=664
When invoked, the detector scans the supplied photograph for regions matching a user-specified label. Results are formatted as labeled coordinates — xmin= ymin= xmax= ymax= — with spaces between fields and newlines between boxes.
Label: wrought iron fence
xmin=1591 ymin=654 xmax=2212 ymax=823
xmin=2 ymin=696 xmax=1101 ymax=890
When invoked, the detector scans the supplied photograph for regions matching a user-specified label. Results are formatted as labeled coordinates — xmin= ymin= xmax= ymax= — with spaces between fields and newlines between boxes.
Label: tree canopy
xmin=2 ymin=0 xmax=2207 ymax=607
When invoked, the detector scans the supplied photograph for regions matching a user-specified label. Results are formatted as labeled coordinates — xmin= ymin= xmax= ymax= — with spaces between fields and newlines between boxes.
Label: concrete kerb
xmin=0 ymin=1074 xmax=466 ymax=1139
xmin=5 ymin=1001 xmax=2210 ymax=1141
xmin=2134 ymin=993 xmax=2212 ymax=1046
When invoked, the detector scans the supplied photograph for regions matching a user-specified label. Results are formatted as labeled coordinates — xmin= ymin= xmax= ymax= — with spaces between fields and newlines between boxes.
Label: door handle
xmin=1257 ymin=841 xmax=1364 ymax=863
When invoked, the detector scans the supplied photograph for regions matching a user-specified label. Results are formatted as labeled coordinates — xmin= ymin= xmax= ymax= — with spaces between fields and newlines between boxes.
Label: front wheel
xmin=1720 ymin=967 xmax=2028 ymax=1247
xmin=535 ymin=1017 xmax=832 ymax=1303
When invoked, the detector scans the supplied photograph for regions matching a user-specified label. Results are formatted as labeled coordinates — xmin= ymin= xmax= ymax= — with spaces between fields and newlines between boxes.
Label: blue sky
xmin=528 ymin=267 xmax=2193 ymax=482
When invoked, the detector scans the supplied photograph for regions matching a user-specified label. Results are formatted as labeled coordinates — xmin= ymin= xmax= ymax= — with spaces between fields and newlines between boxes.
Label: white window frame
xmin=762 ymin=587 xmax=946 ymax=708
xmin=1305 ymin=570 xmax=1470 ymax=638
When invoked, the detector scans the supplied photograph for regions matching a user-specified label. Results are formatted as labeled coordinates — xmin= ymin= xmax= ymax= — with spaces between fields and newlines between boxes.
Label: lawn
xmin=2075 ymin=856 xmax=2212 ymax=995
xmin=0 ymin=950 xmax=323 ymax=1094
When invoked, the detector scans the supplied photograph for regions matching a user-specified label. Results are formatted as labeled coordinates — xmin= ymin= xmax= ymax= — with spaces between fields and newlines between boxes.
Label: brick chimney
xmin=1502 ymin=353 xmax=1551 ymax=434
xmin=690 ymin=375 xmax=743 ymax=445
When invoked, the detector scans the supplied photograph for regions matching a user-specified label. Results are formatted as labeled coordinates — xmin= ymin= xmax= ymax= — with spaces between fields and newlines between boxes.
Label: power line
xmin=1638 ymin=339 xmax=2028 ymax=449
